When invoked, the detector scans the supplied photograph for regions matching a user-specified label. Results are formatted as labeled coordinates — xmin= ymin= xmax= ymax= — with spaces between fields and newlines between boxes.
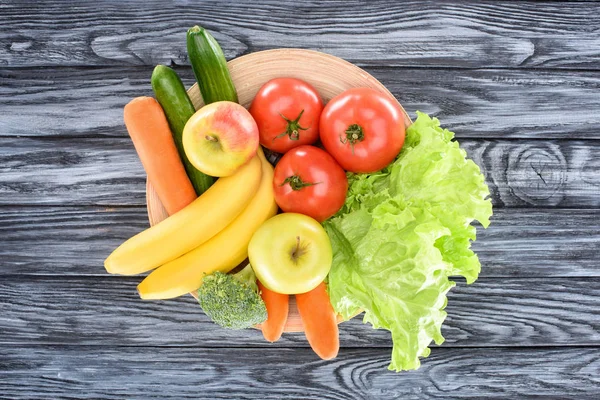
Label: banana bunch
xmin=104 ymin=149 xmax=278 ymax=300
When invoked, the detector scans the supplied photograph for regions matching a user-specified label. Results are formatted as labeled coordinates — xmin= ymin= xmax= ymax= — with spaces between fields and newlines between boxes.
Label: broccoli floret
xmin=197 ymin=264 xmax=267 ymax=330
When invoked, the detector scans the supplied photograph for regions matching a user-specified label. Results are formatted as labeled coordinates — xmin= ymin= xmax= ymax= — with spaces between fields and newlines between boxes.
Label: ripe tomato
xmin=273 ymin=145 xmax=348 ymax=222
xmin=319 ymin=87 xmax=405 ymax=173
xmin=249 ymin=78 xmax=323 ymax=153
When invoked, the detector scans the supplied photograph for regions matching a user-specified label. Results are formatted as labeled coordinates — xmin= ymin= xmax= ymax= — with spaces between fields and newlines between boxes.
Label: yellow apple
xmin=248 ymin=213 xmax=332 ymax=294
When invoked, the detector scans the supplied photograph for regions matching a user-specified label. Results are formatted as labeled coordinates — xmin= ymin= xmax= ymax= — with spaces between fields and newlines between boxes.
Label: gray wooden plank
xmin=0 ymin=277 xmax=597 ymax=348
xmin=0 ymin=67 xmax=150 ymax=138
xmin=1 ymin=1 xmax=599 ymax=69
xmin=1 ymin=207 xmax=598 ymax=278
xmin=1 ymin=137 xmax=598 ymax=207
xmin=3 ymin=66 xmax=600 ymax=140
xmin=0 ymin=207 xmax=149 ymax=276
xmin=474 ymin=208 xmax=600 ymax=278
xmin=381 ymin=68 xmax=600 ymax=140
xmin=0 ymin=138 xmax=146 ymax=206
xmin=0 ymin=346 xmax=598 ymax=399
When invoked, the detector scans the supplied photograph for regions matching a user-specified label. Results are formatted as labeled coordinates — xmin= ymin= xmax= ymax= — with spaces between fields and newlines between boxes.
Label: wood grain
xmin=379 ymin=67 xmax=600 ymax=140
xmin=0 ymin=67 xmax=151 ymax=138
xmin=0 ymin=346 xmax=598 ymax=399
xmin=473 ymin=209 xmax=600 ymax=278
xmin=0 ymin=138 xmax=146 ymax=206
xmin=1 ymin=137 xmax=598 ymax=207
xmin=3 ymin=66 xmax=600 ymax=139
xmin=1 ymin=1 xmax=600 ymax=69
xmin=0 ymin=276 xmax=597 ymax=348
xmin=1 ymin=0 xmax=599 ymax=397
xmin=1 ymin=207 xmax=598 ymax=278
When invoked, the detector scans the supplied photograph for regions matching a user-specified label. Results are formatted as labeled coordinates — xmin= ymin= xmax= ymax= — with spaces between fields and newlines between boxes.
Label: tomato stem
xmin=281 ymin=175 xmax=319 ymax=191
xmin=340 ymin=124 xmax=364 ymax=154
xmin=274 ymin=109 xmax=308 ymax=141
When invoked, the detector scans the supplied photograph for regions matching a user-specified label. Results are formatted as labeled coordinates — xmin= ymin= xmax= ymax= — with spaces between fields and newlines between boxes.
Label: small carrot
xmin=258 ymin=281 xmax=289 ymax=342
xmin=296 ymin=281 xmax=339 ymax=360
xmin=124 ymin=97 xmax=197 ymax=215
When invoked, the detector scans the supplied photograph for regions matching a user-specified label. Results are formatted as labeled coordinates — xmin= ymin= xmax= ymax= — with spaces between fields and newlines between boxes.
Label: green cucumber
xmin=186 ymin=26 xmax=238 ymax=104
xmin=151 ymin=65 xmax=214 ymax=195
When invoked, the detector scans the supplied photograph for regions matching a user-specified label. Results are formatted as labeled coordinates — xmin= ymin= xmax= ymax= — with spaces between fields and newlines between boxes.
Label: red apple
xmin=183 ymin=101 xmax=259 ymax=177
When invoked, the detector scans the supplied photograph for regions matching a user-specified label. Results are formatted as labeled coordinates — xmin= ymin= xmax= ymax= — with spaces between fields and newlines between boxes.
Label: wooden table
xmin=1 ymin=1 xmax=599 ymax=398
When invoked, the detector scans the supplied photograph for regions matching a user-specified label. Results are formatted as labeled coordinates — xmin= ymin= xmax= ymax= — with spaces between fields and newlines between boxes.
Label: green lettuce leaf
xmin=324 ymin=112 xmax=492 ymax=371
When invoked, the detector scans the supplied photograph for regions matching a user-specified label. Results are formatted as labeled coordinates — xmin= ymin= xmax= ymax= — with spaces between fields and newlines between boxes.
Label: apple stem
xmin=205 ymin=135 xmax=218 ymax=142
xmin=291 ymin=236 xmax=301 ymax=260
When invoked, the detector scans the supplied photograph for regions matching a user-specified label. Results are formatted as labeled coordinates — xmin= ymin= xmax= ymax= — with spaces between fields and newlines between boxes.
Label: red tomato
xmin=319 ymin=87 xmax=405 ymax=173
xmin=273 ymin=145 xmax=348 ymax=222
xmin=249 ymin=78 xmax=323 ymax=153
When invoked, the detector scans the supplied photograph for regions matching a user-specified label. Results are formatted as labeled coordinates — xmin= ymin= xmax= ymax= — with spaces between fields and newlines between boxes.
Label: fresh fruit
xmin=137 ymin=150 xmax=277 ymax=299
xmin=123 ymin=96 xmax=197 ymax=215
xmin=249 ymin=78 xmax=323 ymax=153
xmin=258 ymin=281 xmax=289 ymax=342
xmin=187 ymin=25 xmax=238 ymax=104
xmin=151 ymin=64 xmax=214 ymax=194
xmin=197 ymin=264 xmax=267 ymax=330
xmin=183 ymin=101 xmax=259 ymax=177
xmin=273 ymin=145 xmax=347 ymax=222
xmin=105 ymin=156 xmax=262 ymax=276
xmin=319 ymin=87 xmax=405 ymax=173
xmin=296 ymin=282 xmax=339 ymax=360
xmin=248 ymin=213 xmax=332 ymax=295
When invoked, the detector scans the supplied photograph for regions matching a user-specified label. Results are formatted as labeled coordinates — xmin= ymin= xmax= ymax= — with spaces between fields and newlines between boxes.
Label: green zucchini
xmin=151 ymin=65 xmax=215 ymax=194
xmin=186 ymin=25 xmax=238 ymax=104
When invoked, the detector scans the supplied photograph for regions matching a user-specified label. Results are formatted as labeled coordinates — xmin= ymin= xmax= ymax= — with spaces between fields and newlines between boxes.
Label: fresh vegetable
xmin=248 ymin=213 xmax=332 ymax=295
xmin=319 ymin=87 xmax=405 ymax=173
xmin=137 ymin=150 xmax=277 ymax=299
xmin=187 ymin=25 xmax=238 ymax=104
xmin=323 ymin=112 xmax=493 ymax=371
xmin=296 ymin=282 xmax=339 ymax=360
xmin=151 ymin=65 xmax=214 ymax=194
xmin=105 ymin=155 xmax=262 ymax=276
xmin=123 ymin=96 xmax=197 ymax=215
xmin=273 ymin=145 xmax=347 ymax=222
xmin=249 ymin=78 xmax=323 ymax=153
xmin=197 ymin=264 xmax=267 ymax=330
xmin=183 ymin=101 xmax=259 ymax=177
xmin=258 ymin=281 xmax=289 ymax=342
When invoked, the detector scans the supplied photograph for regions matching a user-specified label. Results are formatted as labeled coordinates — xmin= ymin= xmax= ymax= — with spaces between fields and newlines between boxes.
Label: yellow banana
xmin=137 ymin=150 xmax=278 ymax=299
xmin=105 ymin=155 xmax=262 ymax=275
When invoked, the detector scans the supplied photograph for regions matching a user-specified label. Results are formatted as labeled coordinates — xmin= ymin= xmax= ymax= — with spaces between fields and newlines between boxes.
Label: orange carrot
xmin=124 ymin=97 xmax=197 ymax=215
xmin=258 ymin=281 xmax=289 ymax=342
xmin=296 ymin=282 xmax=339 ymax=360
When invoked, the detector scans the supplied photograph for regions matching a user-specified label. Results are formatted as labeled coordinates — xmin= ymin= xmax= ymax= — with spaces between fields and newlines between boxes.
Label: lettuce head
xmin=324 ymin=112 xmax=492 ymax=371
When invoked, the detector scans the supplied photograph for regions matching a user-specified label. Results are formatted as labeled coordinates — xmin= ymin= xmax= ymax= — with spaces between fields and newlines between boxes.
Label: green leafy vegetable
xmin=324 ymin=112 xmax=492 ymax=371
